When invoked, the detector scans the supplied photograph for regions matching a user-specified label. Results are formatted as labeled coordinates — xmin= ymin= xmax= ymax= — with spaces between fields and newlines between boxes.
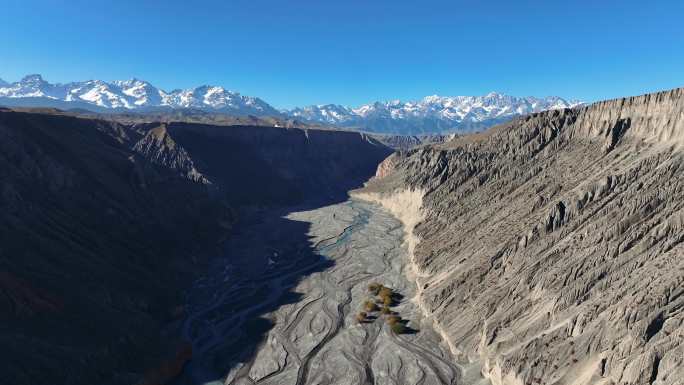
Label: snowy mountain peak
xmin=0 ymin=74 xmax=280 ymax=116
xmin=112 ymin=78 xmax=152 ymax=89
xmin=288 ymin=93 xmax=584 ymax=134
xmin=0 ymin=74 xmax=584 ymax=134
xmin=21 ymin=74 xmax=47 ymax=84
xmin=1 ymin=74 xmax=55 ymax=99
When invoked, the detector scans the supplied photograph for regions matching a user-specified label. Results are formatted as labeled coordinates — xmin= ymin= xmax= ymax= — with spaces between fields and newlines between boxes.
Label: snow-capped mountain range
xmin=0 ymin=75 xmax=583 ymax=134
xmin=288 ymin=94 xmax=583 ymax=134
xmin=0 ymin=74 xmax=279 ymax=116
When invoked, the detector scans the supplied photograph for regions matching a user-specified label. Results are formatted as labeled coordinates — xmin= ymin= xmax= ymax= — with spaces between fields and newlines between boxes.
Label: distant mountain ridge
xmin=0 ymin=74 xmax=583 ymax=134
xmin=289 ymin=93 xmax=583 ymax=134
xmin=0 ymin=74 xmax=279 ymax=116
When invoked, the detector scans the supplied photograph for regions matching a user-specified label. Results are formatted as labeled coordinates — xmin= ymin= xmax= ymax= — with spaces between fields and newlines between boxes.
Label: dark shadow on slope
xmin=0 ymin=111 xmax=237 ymax=385
xmin=156 ymin=124 xmax=393 ymax=384
xmin=0 ymin=110 xmax=392 ymax=385
xmin=360 ymin=315 xmax=379 ymax=323
xmin=388 ymin=292 xmax=405 ymax=306
xmin=165 ymin=122 xmax=392 ymax=207
xmin=170 ymin=209 xmax=337 ymax=384
xmin=396 ymin=319 xmax=420 ymax=335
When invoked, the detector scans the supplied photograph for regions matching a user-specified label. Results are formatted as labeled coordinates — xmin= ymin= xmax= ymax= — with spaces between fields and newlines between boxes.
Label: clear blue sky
xmin=2 ymin=0 xmax=683 ymax=108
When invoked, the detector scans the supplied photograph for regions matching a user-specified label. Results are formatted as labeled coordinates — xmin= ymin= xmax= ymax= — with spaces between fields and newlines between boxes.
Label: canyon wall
xmin=151 ymin=122 xmax=391 ymax=205
xmin=0 ymin=109 xmax=391 ymax=385
xmin=356 ymin=88 xmax=684 ymax=385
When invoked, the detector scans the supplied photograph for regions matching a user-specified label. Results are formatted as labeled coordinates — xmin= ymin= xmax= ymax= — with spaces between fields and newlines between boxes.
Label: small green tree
xmin=368 ymin=283 xmax=382 ymax=295
xmin=364 ymin=300 xmax=379 ymax=312
xmin=378 ymin=287 xmax=393 ymax=299
xmin=390 ymin=322 xmax=407 ymax=334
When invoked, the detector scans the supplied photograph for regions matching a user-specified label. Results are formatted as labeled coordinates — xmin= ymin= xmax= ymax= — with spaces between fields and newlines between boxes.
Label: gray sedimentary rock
xmin=371 ymin=133 xmax=455 ymax=151
xmin=356 ymin=88 xmax=684 ymax=385
xmin=132 ymin=123 xmax=209 ymax=183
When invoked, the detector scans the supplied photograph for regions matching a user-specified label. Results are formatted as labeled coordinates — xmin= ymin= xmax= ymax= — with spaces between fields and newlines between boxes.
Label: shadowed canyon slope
xmin=356 ymin=88 xmax=684 ymax=385
xmin=0 ymin=109 xmax=391 ymax=385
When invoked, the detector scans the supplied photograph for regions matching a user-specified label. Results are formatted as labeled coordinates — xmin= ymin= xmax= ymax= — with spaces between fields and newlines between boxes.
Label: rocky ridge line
xmin=355 ymin=87 xmax=684 ymax=385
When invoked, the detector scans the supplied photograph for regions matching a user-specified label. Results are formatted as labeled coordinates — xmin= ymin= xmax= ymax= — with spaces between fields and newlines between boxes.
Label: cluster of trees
xmin=355 ymin=282 xmax=409 ymax=334
xmin=386 ymin=315 xmax=407 ymax=334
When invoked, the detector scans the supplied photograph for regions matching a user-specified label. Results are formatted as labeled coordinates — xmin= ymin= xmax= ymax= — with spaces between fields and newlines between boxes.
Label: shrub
xmin=378 ymin=287 xmax=393 ymax=299
xmin=356 ymin=312 xmax=367 ymax=323
xmin=381 ymin=306 xmax=391 ymax=315
xmin=386 ymin=315 xmax=401 ymax=325
xmin=390 ymin=322 xmax=407 ymax=334
xmin=368 ymin=283 xmax=382 ymax=295
xmin=382 ymin=295 xmax=393 ymax=307
xmin=363 ymin=300 xmax=379 ymax=312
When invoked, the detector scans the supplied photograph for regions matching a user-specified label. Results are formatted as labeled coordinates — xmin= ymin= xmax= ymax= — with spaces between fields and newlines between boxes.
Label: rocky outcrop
xmin=132 ymin=124 xmax=209 ymax=183
xmin=0 ymin=109 xmax=391 ymax=385
xmin=128 ymin=122 xmax=391 ymax=206
xmin=158 ymin=122 xmax=391 ymax=205
xmin=371 ymin=133 xmax=455 ymax=151
xmin=357 ymin=88 xmax=684 ymax=385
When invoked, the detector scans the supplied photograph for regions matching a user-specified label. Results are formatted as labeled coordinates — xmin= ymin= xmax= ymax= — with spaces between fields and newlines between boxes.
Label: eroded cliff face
xmin=0 ymin=109 xmax=391 ymax=385
xmin=0 ymin=110 xmax=233 ymax=385
xmin=125 ymin=121 xmax=392 ymax=206
xmin=356 ymin=88 xmax=684 ymax=385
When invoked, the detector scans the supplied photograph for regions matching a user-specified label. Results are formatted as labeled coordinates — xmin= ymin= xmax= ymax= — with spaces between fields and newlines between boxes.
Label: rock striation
xmin=371 ymin=133 xmax=456 ymax=151
xmin=355 ymin=87 xmax=684 ymax=385
xmin=128 ymin=121 xmax=392 ymax=205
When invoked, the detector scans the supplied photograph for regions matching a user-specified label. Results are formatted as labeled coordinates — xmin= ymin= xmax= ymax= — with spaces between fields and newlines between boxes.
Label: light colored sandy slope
xmin=352 ymin=188 xmax=470 ymax=365
xmin=352 ymin=189 xmax=425 ymax=270
xmin=356 ymin=88 xmax=684 ymax=385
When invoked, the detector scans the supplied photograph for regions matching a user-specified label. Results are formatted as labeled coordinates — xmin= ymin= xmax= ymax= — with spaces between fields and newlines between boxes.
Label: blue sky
xmin=2 ymin=0 xmax=683 ymax=108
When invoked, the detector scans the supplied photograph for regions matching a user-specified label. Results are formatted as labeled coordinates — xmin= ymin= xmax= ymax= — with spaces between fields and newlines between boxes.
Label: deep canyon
xmin=1 ymin=86 xmax=683 ymax=385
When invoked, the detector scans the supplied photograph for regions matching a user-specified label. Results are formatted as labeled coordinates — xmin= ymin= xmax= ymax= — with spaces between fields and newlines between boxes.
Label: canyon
xmin=173 ymin=199 xmax=488 ymax=385
xmin=0 ymin=108 xmax=390 ymax=384
xmin=1 ymin=86 xmax=682 ymax=385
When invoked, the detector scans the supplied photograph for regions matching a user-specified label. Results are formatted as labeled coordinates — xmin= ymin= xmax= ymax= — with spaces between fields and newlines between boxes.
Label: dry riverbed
xmin=174 ymin=200 xmax=489 ymax=385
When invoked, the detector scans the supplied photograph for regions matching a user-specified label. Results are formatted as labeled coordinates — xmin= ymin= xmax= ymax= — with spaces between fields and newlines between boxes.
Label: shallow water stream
xmin=175 ymin=200 xmax=486 ymax=385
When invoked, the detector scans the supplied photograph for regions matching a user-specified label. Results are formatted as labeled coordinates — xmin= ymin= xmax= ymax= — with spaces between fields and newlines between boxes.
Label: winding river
xmin=174 ymin=200 xmax=487 ymax=385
